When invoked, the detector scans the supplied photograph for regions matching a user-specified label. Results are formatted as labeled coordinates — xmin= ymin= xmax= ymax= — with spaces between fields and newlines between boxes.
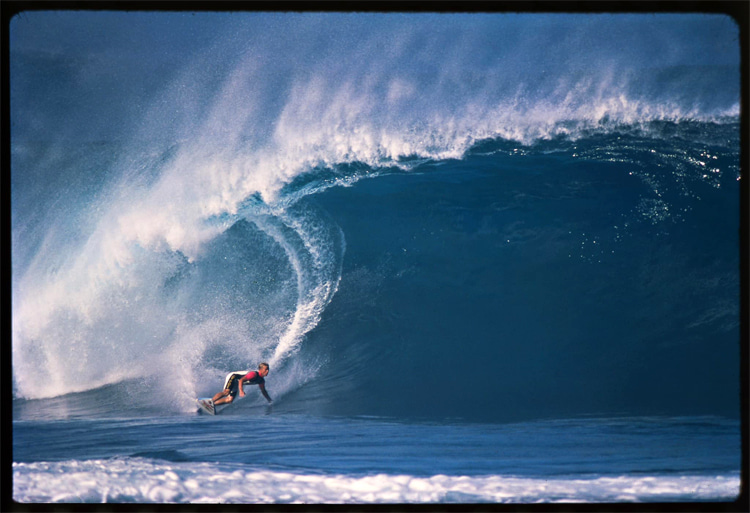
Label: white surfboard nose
xmin=196 ymin=398 xmax=216 ymax=415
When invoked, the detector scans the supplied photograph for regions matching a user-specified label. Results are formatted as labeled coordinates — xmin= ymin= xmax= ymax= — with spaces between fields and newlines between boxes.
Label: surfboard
xmin=196 ymin=398 xmax=216 ymax=415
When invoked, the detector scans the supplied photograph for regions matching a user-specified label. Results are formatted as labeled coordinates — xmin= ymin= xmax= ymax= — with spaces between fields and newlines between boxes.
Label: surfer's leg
xmin=213 ymin=387 xmax=238 ymax=405
xmin=212 ymin=389 xmax=230 ymax=403
xmin=214 ymin=395 xmax=234 ymax=406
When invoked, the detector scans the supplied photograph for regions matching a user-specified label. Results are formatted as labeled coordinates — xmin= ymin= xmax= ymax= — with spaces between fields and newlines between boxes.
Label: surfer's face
xmin=259 ymin=367 xmax=269 ymax=377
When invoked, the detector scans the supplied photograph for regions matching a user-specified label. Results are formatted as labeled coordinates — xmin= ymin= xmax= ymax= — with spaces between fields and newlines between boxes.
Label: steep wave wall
xmin=10 ymin=13 xmax=740 ymax=419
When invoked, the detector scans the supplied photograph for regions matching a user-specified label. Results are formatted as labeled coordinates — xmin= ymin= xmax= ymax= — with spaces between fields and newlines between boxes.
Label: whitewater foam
xmin=13 ymin=459 xmax=740 ymax=504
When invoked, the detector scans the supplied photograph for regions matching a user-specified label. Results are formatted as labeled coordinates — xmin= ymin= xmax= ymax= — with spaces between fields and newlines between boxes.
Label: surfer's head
xmin=258 ymin=362 xmax=270 ymax=377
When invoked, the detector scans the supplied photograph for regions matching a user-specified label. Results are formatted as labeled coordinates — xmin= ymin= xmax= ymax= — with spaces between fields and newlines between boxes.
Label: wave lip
xmin=13 ymin=459 xmax=741 ymax=504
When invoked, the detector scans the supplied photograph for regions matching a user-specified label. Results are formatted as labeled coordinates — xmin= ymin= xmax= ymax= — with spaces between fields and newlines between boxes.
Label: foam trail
xmin=13 ymin=460 xmax=741 ymax=503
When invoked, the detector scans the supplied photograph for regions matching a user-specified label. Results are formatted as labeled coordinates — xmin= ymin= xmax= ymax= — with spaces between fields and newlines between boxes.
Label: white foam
xmin=13 ymin=459 xmax=740 ymax=504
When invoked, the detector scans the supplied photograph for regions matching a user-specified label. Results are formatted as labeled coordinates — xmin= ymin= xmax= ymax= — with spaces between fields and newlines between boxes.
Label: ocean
xmin=9 ymin=11 xmax=743 ymax=505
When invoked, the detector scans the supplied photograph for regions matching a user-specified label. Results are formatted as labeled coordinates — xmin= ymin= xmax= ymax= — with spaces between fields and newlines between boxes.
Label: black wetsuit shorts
xmin=224 ymin=373 xmax=244 ymax=398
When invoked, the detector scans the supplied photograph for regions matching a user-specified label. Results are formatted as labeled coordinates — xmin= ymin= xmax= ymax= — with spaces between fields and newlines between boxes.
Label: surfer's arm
xmin=237 ymin=375 xmax=248 ymax=397
xmin=259 ymin=383 xmax=272 ymax=403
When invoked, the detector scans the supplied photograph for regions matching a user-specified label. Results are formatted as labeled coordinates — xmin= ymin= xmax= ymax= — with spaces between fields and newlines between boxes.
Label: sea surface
xmin=12 ymin=414 xmax=742 ymax=503
xmin=9 ymin=11 xmax=743 ymax=505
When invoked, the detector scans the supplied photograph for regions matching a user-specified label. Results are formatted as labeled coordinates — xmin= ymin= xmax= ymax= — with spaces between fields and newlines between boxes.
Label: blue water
xmin=10 ymin=11 xmax=743 ymax=505
xmin=12 ymin=415 xmax=742 ymax=503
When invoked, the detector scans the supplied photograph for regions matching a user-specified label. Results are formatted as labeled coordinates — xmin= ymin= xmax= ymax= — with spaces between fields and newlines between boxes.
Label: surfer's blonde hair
xmin=259 ymin=362 xmax=269 ymax=371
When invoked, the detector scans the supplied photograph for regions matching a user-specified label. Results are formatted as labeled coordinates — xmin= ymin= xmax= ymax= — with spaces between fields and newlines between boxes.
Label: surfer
xmin=211 ymin=363 xmax=272 ymax=407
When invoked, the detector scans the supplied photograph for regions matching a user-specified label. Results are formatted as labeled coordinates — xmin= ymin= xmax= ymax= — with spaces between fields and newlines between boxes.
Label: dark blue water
xmin=10 ymin=11 xmax=742 ymax=504
xmin=295 ymin=129 xmax=741 ymax=423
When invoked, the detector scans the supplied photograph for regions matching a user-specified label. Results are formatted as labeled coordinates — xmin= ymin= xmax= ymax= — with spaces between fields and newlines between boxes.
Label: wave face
xmin=10 ymin=13 xmax=741 ymax=420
